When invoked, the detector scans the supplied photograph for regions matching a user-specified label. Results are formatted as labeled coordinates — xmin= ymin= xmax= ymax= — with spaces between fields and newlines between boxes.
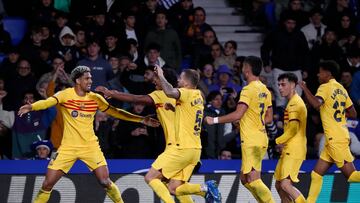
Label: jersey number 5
xmin=259 ymin=103 xmax=265 ymax=126
xmin=332 ymin=100 xmax=345 ymax=122
xmin=194 ymin=110 xmax=203 ymax=134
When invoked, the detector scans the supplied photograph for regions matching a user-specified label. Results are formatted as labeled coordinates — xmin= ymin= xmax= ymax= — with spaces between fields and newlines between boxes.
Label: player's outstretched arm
xmin=95 ymin=86 xmax=154 ymax=106
xmin=154 ymin=65 xmax=179 ymax=99
xmin=18 ymin=97 xmax=58 ymax=117
xmin=298 ymin=81 xmax=322 ymax=110
xmin=205 ymin=103 xmax=247 ymax=125
xmin=105 ymin=106 xmax=160 ymax=127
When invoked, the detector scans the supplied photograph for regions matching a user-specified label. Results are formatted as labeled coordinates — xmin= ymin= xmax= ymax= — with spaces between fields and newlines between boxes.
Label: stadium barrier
xmin=0 ymin=160 xmax=359 ymax=203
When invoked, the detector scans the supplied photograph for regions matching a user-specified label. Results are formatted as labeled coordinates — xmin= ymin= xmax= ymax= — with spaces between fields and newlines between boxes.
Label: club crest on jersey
xmin=79 ymin=103 xmax=85 ymax=110
xmin=71 ymin=110 xmax=79 ymax=117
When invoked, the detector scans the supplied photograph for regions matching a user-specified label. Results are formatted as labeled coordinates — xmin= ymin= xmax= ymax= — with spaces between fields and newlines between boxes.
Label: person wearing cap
xmin=18 ymin=65 xmax=160 ymax=203
xmin=208 ymin=64 xmax=242 ymax=94
xmin=31 ymin=140 xmax=53 ymax=160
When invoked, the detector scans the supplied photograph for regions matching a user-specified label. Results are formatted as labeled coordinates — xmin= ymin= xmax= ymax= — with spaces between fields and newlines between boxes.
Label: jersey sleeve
xmin=315 ymin=84 xmax=328 ymax=102
xmin=93 ymin=93 xmax=110 ymax=112
xmin=265 ymin=88 xmax=272 ymax=108
xmin=238 ymin=86 xmax=251 ymax=106
xmin=148 ymin=91 xmax=160 ymax=104
xmin=345 ymin=92 xmax=354 ymax=109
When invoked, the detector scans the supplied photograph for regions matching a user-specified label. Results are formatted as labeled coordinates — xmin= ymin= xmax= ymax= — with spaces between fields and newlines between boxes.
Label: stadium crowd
xmin=0 ymin=0 xmax=359 ymax=161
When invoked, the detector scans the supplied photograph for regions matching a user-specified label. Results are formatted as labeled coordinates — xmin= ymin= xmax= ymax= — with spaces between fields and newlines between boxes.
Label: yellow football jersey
xmin=148 ymin=90 xmax=176 ymax=145
xmin=278 ymin=94 xmax=307 ymax=160
xmin=238 ymin=80 xmax=272 ymax=146
xmin=316 ymin=79 xmax=353 ymax=143
xmin=174 ymin=88 xmax=204 ymax=149
xmin=32 ymin=88 xmax=142 ymax=147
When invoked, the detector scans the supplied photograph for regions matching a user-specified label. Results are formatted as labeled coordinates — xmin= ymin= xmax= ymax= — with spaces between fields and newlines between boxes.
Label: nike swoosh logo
xmin=96 ymin=161 xmax=102 ymax=165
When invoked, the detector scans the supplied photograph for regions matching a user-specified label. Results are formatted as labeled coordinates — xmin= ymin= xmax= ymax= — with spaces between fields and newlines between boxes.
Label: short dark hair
xmin=194 ymin=7 xmax=206 ymax=16
xmin=146 ymin=43 xmax=161 ymax=53
xmin=244 ymin=56 xmax=263 ymax=76
xmin=277 ymin=72 xmax=298 ymax=83
xmin=206 ymin=91 xmax=221 ymax=103
xmin=183 ymin=69 xmax=200 ymax=87
xmin=71 ymin=66 xmax=91 ymax=83
xmin=319 ymin=60 xmax=340 ymax=77
xmin=163 ymin=68 xmax=178 ymax=88
xmin=225 ymin=40 xmax=237 ymax=50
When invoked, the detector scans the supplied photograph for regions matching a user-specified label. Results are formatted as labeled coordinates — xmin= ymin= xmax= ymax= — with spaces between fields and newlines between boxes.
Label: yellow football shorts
xmin=48 ymin=145 xmax=107 ymax=173
xmin=241 ymin=145 xmax=267 ymax=174
xmin=152 ymin=146 xmax=201 ymax=181
xmin=320 ymin=141 xmax=354 ymax=168
xmin=274 ymin=154 xmax=303 ymax=182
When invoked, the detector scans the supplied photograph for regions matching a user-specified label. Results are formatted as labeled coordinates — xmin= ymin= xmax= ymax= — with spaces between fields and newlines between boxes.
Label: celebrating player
xmin=274 ymin=73 xmax=307 ymax=203
xmin=205 ymin=56 xmax=275 ymax=203
xmin=299 ymin=60 xmax=359 ymax=203
xmin=18 ymin=66 xmax=159 ymax=203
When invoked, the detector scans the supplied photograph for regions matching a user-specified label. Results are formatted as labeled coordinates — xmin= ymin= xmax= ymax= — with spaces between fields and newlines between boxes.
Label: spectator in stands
xmin=0 ymin=82 xmax=13 ymax=159
xmin=340 ymin=68 xmax=353 ymax=92
xmin=120 ymin=11 xmax=142 ymax=48
xmin=125 ymin=38 xmax=141 ymax=62
xmin=103 ymin=31 xmax=122 ymax=61
xmin=12 ymin=90 xmax=56 ymax=159
xmin=3 ymin=59 xmax=37 ymax=110
xmin=203 ymin=91 xmax=227 ymax=159
xmin=0 ymin=46 xmax=20 ymax=81
xmin=214 ymin=40 xmax=237 ymax=71
xmin=324 ymin=0 xmax=352 ymax=29
xmin=137 ymin=0 xmax=162 ymax=34
xmin=193 ymin=29 xmax=218 ymax=68
xmin=199 ymin=63 xmax=215 ymax=90
xmin=77 ymin=39 xmax=114 ymax=90
xmin=185 ymin=6 xmax=214 ymax=44
xmin=301 ymin=8 xmax=327 ymax=50
xmin=31 ymin=139 xmax=53 ymax=160
xmin=57 ymin=26 xmax=79 ymax=73
xmin=208 ymin=64 xmax=242 ymax=94
xmin=280 ymin=0 xmax=309 ymax=29
xmin=339 ymin=47 xmax=360 ymax=73
xmin=261 ymin=13 xmax=309 ymax=108
xmin=0 ymin=16 xmax=11 ymax=54
xmin=144 ymin=10 xmax=181 ymax=70
xmin=233 ymin=56 xmax=246 ymax=86
xmin=350 ymin=69 xmax=360 ymax=116
xmin=36 ymin=56 xmax=72 ymax=95
xmin=210 ymin=42 xmax=223 ymax=69
xmin=20 ymin=26 xmax=44 ymax=72
xmin=218 ymin=148 xmax=232 ymax=160
xmin=53 ymin=12 xmax=69 ymax=38
xmin=336 ymin=13 xmax=357 ymax=50
xmin=311 ymin=27 xmax=343 ymax=64
xmin=87 ymin=13 xmax=109 ymax=42
xmin=31 ymin=0 xmax=56 ymax=24
xmin=40 ymin=23 xmax=56 ymax=49
xmin=74 ymin=26 xmax=87 ymax=58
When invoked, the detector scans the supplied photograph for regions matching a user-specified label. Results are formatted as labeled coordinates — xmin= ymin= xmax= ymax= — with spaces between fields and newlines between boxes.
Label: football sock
xmin=348 ymin=171 xmax=360 ymax=182
xmin=149 ymin=179 xmax=175 ymax=203
xmin=105 ymin=182 xmax=124 ymax=203
xmin=34 ymin=189 xmax=51 ymax=203
xmin=307 ymin=171 xmax=323 ymax=203
xmin=249 ymin=179 xmax=275 ymax=203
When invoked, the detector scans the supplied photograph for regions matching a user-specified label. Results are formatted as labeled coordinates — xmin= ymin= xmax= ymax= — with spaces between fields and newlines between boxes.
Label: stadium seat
xmin=2 ymin=17 xmax=28 ymax=46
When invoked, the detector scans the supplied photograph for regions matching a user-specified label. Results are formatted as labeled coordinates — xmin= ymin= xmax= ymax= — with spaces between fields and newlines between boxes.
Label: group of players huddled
xmin=18 ymin=56 xmax=360 ymax=203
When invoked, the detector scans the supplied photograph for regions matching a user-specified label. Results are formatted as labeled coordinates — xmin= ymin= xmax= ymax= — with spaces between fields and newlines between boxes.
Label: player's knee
xmin=279 ymin=180 xmax=291 ymax=192
xmin=275 ymin=181 xmax=281 ymax=192
xmin=98 ymin=178 xmax=112 ymax=188
xmin=144 ymin=173 xmax=154 ymax=184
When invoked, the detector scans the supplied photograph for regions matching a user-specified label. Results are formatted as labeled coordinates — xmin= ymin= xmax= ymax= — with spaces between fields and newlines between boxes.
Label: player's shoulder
xmin=54 ymin=87 xmax=73 ymax=97
xmin=289 ymin=94 xmax=306 ymax=109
